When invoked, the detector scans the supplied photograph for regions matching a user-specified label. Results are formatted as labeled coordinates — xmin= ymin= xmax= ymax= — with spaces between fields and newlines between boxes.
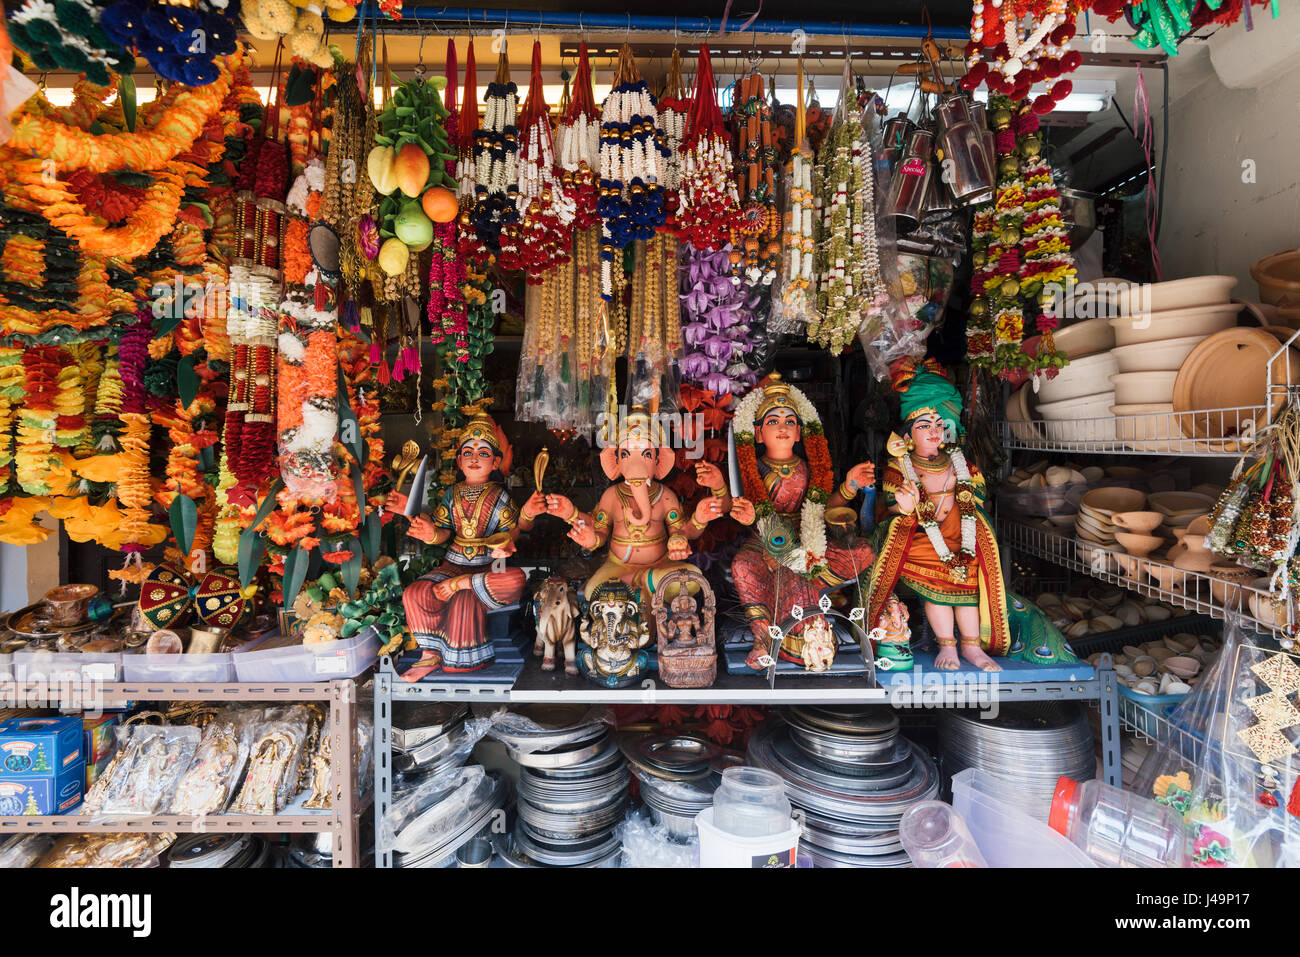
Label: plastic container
xmin=695 ymin=806 xmax=800 ymax=868
xmin=1049 ymin=775 xmax=1189 ymax=868
xmin=899 ymin=801 xmax=987 ymax=867
xmin=121 ymin=653 xmax=236 ymax=683
xmin=712 ymin=766 xmax=792 ymax=837
xmin=950 ymin=767 xmax=1096 ymax=868
xmin=233 ymin=629 xmax=379 ymax=681
xmin=11 ymin=651 xmax=120 ymax=682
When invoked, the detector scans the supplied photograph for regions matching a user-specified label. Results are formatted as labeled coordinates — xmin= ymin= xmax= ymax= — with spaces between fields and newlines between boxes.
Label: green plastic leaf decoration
xmin=341 ymin=536 xmax=363 ymax=597
xmin=177 ymin=355 xmax=199 ymax=408
xmin=120 ymin=74 xmax=137 ymax=133
xmin=169 ymin=494 xmax=198 ymax=555
xmin=237 ymin=529 xmax=267 ymax=590
xmin=283 ymin=546 xmax=311 ymax=610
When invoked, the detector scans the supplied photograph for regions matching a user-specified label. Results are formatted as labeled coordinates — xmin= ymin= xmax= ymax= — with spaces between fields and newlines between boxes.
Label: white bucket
xmin=695 ymin=806 xmax=801 ymax=868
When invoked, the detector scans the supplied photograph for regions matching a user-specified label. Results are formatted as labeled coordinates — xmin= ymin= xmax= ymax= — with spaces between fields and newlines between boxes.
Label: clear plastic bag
xmin=82 ymin=725 xmax=201 ymax=816
xmin=0 ymin=834 xmax=54 ymax=868
xmin=1132 ymin=612 xmax=1300 ymax=866
xmin=482 ymin=705 xmax=612 ymax=754
xmin=617 ymin=807 xmax=699 ymax=868
xmin=230 ymin=711 xmax=311 ymax=816
xmin=169 ymin=709 xmax=257 ymax=816
xmin=381 ymin=763 xmax=494 ymax=855
xmin=38 ymin=833 xmax=175 ymax=868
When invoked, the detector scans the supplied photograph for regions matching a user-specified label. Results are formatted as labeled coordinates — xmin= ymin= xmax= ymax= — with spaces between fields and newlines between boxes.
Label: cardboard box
xmin=82 ymin=715 xmax=119 ymax=765
xmin=0 ymin=716 xmax=83 ymax=776
xmin=0 ymin=761 xmax=84 ymax=815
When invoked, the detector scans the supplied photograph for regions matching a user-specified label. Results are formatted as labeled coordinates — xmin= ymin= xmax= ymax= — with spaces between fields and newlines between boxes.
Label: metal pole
xmin=357 ymin=4 xmax=970 ymax=40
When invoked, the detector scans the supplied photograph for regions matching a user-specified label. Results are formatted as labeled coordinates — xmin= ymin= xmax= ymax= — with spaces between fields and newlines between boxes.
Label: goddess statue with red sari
xmin=863 ymin=359 xmax=1009 ymax=672
xmin=384 ymin=413 xmax=545 ymax=682
xmin=726 ymin=375 xmax=877 ymax=670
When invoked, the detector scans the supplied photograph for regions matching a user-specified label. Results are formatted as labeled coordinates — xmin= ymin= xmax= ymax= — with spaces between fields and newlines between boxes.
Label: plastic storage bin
xmin=233 ymin=629 xmax=379 ymax=681
xmin=11 ymin=651 xmax=121 ymax=682
xmin=122 ymin=653 xmax=236 ymax=682
xmin=951 ymin=767 xmax=1096 ymax=868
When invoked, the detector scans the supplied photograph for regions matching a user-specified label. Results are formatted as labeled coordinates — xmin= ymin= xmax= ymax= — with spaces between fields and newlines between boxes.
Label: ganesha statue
xmin=544 ymin=407 xmax=726 ymax=603
xmin=869 ymin=593 xmax=915 ymax=672
xmin=577 ymin=580 xmax=652 ymax=688
xmin=384 ymin=413 xmax=544 ymax=682
xmin=724 ymin=374 xmax=878 ymax=671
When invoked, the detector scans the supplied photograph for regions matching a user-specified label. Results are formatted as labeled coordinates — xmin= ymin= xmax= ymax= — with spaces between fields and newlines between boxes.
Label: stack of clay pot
xmin=1019 ymin=318 xmax=1117 ymax=443
xmin=1107 ymin=276 xmax=1240 ymax=450
xmin=1037 ymin=586 xmax=1187 ymax=641
xmin=1085 ymin=631 xmax=1219 ymax=698
xmin=1074 ymin=487 xmax=1146 ymax=571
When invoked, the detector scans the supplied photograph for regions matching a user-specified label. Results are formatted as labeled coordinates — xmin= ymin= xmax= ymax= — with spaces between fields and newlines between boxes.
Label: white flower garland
xmin=899 ymin=448 xmax=977 ymax=565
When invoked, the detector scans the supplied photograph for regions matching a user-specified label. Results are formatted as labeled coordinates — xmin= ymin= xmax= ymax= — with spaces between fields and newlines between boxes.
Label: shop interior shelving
xmin=997 ymin=517 xmax=1284 ymax=640
xmin=1000 ymin=404 xmax=1264 ymax=456
xmin=372 ymin=652 xmax=1121 ymax=867
xmin=0 ymin=679 xmax=363 ymax=867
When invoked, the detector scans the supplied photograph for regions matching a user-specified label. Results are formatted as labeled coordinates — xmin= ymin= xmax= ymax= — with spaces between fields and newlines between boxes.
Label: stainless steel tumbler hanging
xmin=934 ymin=94 xmax=995 ymax=207
xmin=884 ymin=127 xmax=934 ymax=234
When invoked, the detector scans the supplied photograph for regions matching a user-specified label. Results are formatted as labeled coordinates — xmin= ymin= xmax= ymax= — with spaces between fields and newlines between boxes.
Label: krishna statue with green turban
xmin=864 ymin=359 xmax=1009 ymax=672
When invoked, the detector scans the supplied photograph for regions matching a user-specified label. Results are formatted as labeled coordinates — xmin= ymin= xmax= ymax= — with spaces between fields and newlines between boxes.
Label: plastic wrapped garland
xmin=627 ymin=233 xmax=684 ymax=410
xmin=656 ymin=48 xmax=689 ymax=230
xmin=679 ymin=244 xmax=758 ymax=397
xmin=469 ymin=48 xmax=520 ymax=258
xmin=673 ymin=44 xmax=739 ymax=252
xmin=169 ymin=711 xmax=257 ymax=817
xmin=557 ymin=41 xmax=602 ymax=232
xmin=517 ymin=266 xmax=577 ymax=428
xmin=731 ymin=70 xmax=782 ymax=285
xmin=598 ymin=44 xmax=670 ymax=300
xmin=771 ymin=63 xmax=817 ymax=335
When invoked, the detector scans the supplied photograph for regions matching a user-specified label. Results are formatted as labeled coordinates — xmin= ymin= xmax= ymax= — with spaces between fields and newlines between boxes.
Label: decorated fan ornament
xmin=137 ymin=563 xmax=255 ymax=632
xmin=960 ymin=0 xmax=1089 ymax=115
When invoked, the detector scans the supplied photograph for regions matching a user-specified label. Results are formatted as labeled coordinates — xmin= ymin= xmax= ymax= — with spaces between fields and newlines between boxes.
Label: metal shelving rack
xmin=372 ymin=651 xmax=1121 ymax=867
xmin=0 ymin=679 xmax=363 ymax=867
xmin=1001 ymin=405 xmax=1264 ymax=456
xmin=997 ymin=517 xmax=1284 ymax=639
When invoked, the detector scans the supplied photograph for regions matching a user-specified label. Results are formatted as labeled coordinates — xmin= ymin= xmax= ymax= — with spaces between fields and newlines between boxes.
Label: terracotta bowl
xmin=1053 ymin=317 xmax=1115 ymax=359
xmin=1105 ymin=465 xmax=1146 ymax=481
xmin=1110 ymin=370 xmax=1179 ymax=406
xmin=1109 ymin=301 xmax=1240 ymax=346
xmin=1111 ymin=511 xmax=1163 ymax=534
xmin=1110 ymin=335 xmax=1206 ymax=373
xmin=1038 ymin=393 xmax=1117 ymax=443
xmin=1005 ymin=386 xmax=1043 ymax=442
xmin=1148 ymin=491 xmax=1216 ymax=516
xmin=1039 ymin=352 xmax=1120 ymax=403
xmin=1209 ymin=564 xmax=1256 ymax=606
xmin=1174 ymin=328 xmax=1300 ymax=439
xmin=1118 ymin=275 xmax=1238 ymax=315
xmin=1081 ymin=486 xmax=1147 ymax=514
xmin=1115 ymin=532 xmax=1164 ymax=556
xmin=1185 ymin=515 xmax=1211 ymax=536
xmin=1251 ymin=249 xmax=1300 ymax=307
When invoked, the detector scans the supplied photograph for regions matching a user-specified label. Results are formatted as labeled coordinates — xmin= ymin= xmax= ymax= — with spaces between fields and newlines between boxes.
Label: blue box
xmin=0 ymin=761 xmax=84 ymax=815
xmin=0 ymin=716 xmax=83 ymax=776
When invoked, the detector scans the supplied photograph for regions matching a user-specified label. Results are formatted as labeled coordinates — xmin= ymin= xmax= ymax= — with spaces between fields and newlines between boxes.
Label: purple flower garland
xmin=679 ymin=244 xmax=758 ymax=396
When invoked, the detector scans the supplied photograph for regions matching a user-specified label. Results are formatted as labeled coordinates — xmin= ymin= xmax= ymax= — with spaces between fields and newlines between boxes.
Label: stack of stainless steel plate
xmin=392 ymin=768 xmax=509 ymax=868
xmin=511 ymin=728 xmax=630 ymax=867
xmin=391 ymin=703 xmax=469 ymax=773
xmin=620 ymin=733 xmax=738 ymax=841
xmin=747 ymin=709 xmax=939 ymax=867
xmin=938 ymin=703 xmax=1094 ymax=821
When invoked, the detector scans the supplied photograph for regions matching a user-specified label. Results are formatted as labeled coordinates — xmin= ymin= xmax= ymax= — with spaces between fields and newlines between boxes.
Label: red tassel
xmin=1287 ymin=777 xmax=1300 ymax=817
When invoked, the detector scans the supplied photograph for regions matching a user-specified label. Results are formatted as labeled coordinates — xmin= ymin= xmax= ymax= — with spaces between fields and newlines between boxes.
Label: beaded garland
xmin=673 ymin=44 xmax=740 ymax=253
xmin=810 ymin=70 xmax=887 ymax=355
xmin=470 ymin=47 xmax=521 ymax=259
xmin=656 ymin=48 xmax=689 ymax=231
xmin=730 ymin=70 xmax=782 ymax=284
xmin=598 ymin=44 xmax=671 ymax=300
xmin=960 ymin=0 xmax=1085 ymax=114
xmin=774 ymin=59 xmax=817 ymax=328
xmin=557 ymin=42 xmax=602 ymax=232
xmin=515 ymin=40 xmax=576 ymax=282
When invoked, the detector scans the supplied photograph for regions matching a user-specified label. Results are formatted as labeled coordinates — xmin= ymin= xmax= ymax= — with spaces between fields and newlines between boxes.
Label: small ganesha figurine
xmin=870 ymin=593 xmax=915 ymax=672
xmin=577 ymin=580 xmax=652 ymax=688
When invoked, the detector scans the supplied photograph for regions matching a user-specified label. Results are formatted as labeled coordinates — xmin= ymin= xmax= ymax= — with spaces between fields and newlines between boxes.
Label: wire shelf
xmin=998 ymin=518 xmax=1290 ymax=640
xmin=1001 ymin=405 xmax=1266 ymax=456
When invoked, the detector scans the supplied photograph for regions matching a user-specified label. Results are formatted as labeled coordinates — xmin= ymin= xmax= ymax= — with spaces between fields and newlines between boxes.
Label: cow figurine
xmin=532 ymin=577 xmax=579 ymax=675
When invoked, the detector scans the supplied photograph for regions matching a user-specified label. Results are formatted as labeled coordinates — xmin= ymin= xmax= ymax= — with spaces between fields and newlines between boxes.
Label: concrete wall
xmin=0 ymin=517 xmax=61 ymax=610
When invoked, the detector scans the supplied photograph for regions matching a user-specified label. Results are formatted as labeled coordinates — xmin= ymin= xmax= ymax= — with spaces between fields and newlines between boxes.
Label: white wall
xmin=0 ymin=516 xmax=61 ymax=610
